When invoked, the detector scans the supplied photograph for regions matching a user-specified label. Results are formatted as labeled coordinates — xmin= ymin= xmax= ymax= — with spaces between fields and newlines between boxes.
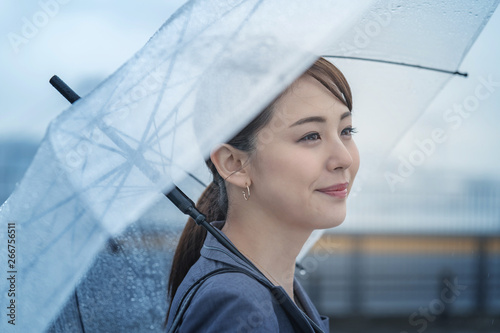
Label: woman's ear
xmin=210 ymin=144 xmax=250 ymax=187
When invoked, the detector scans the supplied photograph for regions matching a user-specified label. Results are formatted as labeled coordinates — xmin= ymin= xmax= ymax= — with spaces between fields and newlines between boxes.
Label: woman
xmin=165 ymin=57 xmax=359 ymax=332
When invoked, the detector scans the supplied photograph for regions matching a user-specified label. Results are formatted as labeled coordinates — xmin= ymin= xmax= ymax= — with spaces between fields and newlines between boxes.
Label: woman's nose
xmin=326 ymin=139 xmax=353 ymax=171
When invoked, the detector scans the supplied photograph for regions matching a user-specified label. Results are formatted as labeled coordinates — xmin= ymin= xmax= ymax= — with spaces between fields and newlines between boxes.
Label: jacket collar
xmin=199 ymin=221 xmax=327 ymax=332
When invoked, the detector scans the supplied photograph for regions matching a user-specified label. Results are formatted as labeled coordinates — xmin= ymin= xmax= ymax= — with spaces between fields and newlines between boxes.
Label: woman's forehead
xmin=274 ymin=76 xmax=348 ymax=122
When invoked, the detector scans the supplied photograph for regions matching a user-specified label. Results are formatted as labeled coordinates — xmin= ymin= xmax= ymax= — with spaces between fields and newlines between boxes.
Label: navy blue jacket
xmin=166 ymin=222 xmax=329 ymax=332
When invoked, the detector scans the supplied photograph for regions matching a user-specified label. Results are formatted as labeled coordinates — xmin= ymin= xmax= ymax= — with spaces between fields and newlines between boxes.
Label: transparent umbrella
xmin=0 ymin=0 xmax=498 ymax=332
xmin=0 ymin=1 xmax=371 ymax=332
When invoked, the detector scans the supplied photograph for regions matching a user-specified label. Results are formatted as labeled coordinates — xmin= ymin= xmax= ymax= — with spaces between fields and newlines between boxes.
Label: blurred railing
xmin=344 ymin=180 xmax=500 ymax=234
xmin=299 ymin=234 xmax=500 ymax=318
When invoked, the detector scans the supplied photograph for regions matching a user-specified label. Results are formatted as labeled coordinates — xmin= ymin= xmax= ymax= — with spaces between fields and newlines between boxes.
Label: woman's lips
xmin=317 ymin=182 xmax=349 ymax=198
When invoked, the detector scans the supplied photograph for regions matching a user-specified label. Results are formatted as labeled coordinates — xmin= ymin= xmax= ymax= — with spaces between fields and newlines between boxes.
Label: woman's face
xmin=247 ymin=75 xmax=359 ymax=231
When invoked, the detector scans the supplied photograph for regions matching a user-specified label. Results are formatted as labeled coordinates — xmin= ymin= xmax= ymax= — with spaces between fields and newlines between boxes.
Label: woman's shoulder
xmin=195 ymin=270 xmax=274 ymax=303
xmin=176 ymin=270 xmax=286 ymax=332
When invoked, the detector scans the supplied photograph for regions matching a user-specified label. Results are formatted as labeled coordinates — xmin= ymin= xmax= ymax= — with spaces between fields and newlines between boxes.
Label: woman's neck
xmin=221 ymin=208 xmax=312 ymax=300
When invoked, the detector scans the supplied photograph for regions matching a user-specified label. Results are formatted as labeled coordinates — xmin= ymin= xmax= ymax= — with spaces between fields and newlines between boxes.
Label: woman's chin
xmin=313 ymin=212 xmax=347 ymax=230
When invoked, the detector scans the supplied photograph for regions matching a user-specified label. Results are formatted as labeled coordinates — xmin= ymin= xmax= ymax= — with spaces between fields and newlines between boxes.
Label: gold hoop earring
xmin=242 ymin=185 xmax=250 ymax=201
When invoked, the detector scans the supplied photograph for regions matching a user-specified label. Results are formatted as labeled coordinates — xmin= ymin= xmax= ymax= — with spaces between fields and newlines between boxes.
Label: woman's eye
xmin=341 ymin=127 xmax=358 ymax=137
xmin=300 ymin=132 xmax=321 ymax=142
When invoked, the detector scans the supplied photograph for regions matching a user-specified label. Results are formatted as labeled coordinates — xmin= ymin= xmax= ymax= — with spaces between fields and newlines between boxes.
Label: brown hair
xmin=166 ymin=57 xmax=352 ymax=320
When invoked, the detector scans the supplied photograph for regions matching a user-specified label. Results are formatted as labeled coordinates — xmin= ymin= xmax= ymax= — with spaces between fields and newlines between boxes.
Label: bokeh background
xmin=1 ymin=1 xmax=499 ymax=332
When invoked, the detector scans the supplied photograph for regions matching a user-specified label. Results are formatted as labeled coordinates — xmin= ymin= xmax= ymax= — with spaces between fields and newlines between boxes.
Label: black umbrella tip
xmin=49 ymin=74 xmax=81 ymax=104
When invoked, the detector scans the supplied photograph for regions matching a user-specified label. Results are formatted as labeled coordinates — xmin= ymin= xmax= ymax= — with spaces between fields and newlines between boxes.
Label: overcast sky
xmin=0 ymin=0 xmax=188 ymax=141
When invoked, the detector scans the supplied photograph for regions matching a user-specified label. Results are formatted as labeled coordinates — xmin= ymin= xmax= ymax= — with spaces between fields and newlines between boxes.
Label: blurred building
xmin=299 ymin=235 xmax=500 ymax=323
xmin=0 ymin=140 xmax=38 ymax=205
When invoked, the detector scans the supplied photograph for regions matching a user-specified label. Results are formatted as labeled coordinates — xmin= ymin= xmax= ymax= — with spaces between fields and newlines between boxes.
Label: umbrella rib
xmin=324 ymin=55 xmax=468 ymax=77
xmin=20 ymin=206 xmax=87 ymax=272
xmin=143 ymin=93 xmax=192 ymax=147
xmin=101 ymin=74 xmax=200 ymax=113
xmin=99 ymin=119 xmax=162 ymax=181
xmin=24 ymin=162 xmax=128 ymax=227
xmin=55 ymin=127 xmax=128 ymax=159
xmin=138 ymin=4 xmax=195 ymax=175
xmin=184 ymin=171 xmax=207 ymax=188
xmin=97 ymin=162 xmax=135 ymax=191
xmin=96 ymin=162 xmax=136 ymax=221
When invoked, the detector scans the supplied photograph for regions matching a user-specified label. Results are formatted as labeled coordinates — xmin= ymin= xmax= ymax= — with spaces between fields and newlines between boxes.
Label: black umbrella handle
xmin=166 ymin=187 xmax=206 ymax=224
xmin=166 ymin=187 xmax=258 ymax=270
xmin=49 ymin=75 xmax=81 ymax=103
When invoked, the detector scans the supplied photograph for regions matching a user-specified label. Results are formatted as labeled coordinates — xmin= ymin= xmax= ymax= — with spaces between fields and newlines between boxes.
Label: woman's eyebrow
xmin=340 ymin=111 xmax=351 ymax=120
xmin=289 ymin=111 xmax=351 ymax=128
xmin=289 ymin=116 xmax=326 ymax=127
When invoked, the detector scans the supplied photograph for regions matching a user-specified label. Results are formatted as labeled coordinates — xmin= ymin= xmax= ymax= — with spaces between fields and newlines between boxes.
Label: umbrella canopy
xmin=0 ymin=1 xmax=371 ymax=332
xmin=1 ymin=0 xmax=499 ymax=332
